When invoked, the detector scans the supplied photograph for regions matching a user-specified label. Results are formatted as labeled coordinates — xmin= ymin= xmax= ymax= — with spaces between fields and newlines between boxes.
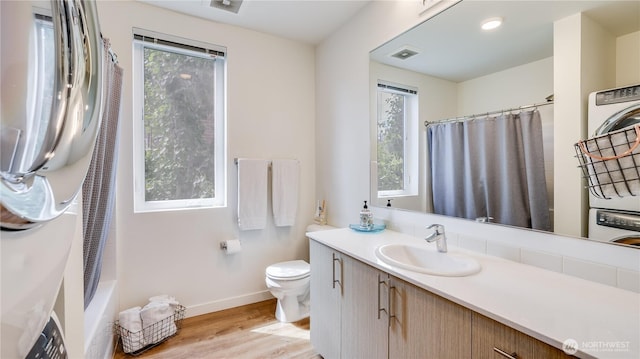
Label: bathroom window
xmin=133 ymin=29 xmax=227 ymax=212
xmin=376 ymin=81 xmax=418 ymax=197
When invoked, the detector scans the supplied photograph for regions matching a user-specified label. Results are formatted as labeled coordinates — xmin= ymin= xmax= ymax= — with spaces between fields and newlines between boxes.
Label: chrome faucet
xmin=425 ymin=224 xmax=447 ymax=253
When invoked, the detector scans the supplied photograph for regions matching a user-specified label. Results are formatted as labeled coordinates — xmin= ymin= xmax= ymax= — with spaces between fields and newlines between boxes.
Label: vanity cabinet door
xmin=309 ymin=240 xmax=342 ymax=359
xmin=341 ymin=257 xmax=389 ymax=359
xmin=472 ymin=313 xmax=574 ymax=359
xmin=389 ymin=277 xmax=472 ymax=359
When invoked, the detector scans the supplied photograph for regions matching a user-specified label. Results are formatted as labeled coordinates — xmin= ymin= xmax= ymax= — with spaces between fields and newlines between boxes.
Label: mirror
xmin=369 ymin=1 xmax=640 ymax=235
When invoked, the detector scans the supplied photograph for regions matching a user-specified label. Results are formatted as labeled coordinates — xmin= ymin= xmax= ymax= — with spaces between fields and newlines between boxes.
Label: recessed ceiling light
xmin=481 ymin=17 xmax=503 ymax=31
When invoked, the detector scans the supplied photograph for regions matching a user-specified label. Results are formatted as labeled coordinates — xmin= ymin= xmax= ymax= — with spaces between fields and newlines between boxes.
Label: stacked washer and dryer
xmin=586 ymin=84 xmax=640 ymax=246
xmin=1 ymin=1 xmax=106 ymax=358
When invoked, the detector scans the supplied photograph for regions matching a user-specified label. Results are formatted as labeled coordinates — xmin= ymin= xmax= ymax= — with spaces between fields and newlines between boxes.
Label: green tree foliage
xmin=143 ymin=48 xmax=216 ymax=201
xmin=377 ymin=91 xmax=404 ymax=192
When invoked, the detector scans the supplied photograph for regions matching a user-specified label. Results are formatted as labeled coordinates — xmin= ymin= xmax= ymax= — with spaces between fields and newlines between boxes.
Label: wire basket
xmin=114 ymin=304 xmax=185 ymax=356
xmin=574 ymin=125 xmax=640 ymax=199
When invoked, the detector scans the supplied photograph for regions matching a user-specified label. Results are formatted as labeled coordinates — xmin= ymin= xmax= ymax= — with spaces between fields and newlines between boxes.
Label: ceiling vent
xmin=210 ymin=0 xmax=243 ymax=14
xmin=390 ymin=47 xmax=419 ymax=60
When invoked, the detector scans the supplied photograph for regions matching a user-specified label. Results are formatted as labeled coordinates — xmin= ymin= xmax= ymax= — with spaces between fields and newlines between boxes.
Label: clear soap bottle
xmin=359 ymin=201 xmax=373 ymax=229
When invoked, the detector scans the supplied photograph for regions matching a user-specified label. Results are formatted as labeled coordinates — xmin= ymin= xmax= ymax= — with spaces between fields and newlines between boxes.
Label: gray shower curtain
xmin=427 ymin=110 xmax=551 ymax=231
xmin=82 ymin=39 xmax=123 ymax=309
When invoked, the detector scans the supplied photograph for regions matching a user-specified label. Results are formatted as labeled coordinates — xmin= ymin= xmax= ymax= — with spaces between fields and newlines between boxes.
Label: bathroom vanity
xmin=308 ymin=228 xmax=639 ymax=359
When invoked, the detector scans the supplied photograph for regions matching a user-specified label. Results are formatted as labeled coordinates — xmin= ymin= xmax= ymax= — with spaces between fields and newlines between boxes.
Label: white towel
xmin=149 ymin=294 xmax=180 ymax=309
xmin=272 ymin=159 xmax=299 ymax=227
xmin=140 ymin=301 xmax=177 ymax=344
xmin=237 ymin=158 xmax=269 ymax=230
xmin=118 ymin=306 xmax=146 ymax=353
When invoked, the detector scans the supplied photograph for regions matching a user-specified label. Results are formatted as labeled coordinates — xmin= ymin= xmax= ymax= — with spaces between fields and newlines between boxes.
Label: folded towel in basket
xmin=118 ymin=306 xmax=146 ymax=353
xmin=587 ymin=155 xmax=640 ymax=198
xmin=149 ymin=294 xmax=180 ymax=309
xmin=580 ymin=126 xmax=640 ymax=198
xmin=141 ymin=301 xmax=177 ymax=344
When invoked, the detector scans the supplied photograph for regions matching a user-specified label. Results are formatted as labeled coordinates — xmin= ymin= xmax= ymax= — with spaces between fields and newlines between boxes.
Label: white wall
xmin=97 ymin=1 xmax=317 ymax=315
xmin=616 ymin=31 xmax=640 ymax=86
xmin=457 ymin=57 xmax=553 ymax=115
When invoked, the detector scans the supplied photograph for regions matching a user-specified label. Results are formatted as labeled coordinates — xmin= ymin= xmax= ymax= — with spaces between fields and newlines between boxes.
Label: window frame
xmin=132 ymin=30 xmax=227 ymax=212
xmin=376 ymin=81 xmax=419 ymax=198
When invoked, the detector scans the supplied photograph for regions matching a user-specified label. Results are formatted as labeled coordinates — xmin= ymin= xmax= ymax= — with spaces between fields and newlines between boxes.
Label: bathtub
xmin=84 ymin=280 xmax=118 ymax=359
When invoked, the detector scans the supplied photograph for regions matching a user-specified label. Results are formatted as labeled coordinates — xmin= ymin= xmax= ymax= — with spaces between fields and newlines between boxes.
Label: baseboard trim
xmin=185 ymin=291 xmax=274 ymax=318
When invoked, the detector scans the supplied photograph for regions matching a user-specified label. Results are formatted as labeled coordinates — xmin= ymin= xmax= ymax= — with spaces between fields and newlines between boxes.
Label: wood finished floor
xmin=113 ymin=299 xmax=321 ymax=359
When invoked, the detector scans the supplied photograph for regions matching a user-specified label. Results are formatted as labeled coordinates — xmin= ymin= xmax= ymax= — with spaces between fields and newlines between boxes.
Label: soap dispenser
xmin=359 ymin=201 xmax=373 ymax=229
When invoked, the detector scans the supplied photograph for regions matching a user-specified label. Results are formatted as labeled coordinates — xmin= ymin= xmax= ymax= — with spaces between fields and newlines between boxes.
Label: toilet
xmin=265 ymin=260 xmax=310 ymax=323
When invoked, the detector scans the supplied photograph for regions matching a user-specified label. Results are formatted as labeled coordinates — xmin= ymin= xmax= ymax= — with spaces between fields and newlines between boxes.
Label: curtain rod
xmin=424 ymin=100 xmax=554 ymax=127
xmin=108 ymin=47 xmax=118 ymax=65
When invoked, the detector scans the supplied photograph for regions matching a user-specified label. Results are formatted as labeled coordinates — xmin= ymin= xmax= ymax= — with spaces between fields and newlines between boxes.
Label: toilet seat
xmin=266 ymin=260 xmax=310 ymax=281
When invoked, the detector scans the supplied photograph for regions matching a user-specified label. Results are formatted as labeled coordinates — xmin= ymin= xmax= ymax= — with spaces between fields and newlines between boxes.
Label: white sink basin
xmin=375 ymin=244 xmax=481 ymax=276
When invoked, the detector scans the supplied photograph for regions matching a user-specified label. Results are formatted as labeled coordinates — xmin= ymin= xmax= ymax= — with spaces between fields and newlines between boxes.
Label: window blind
xmin=133 ymin=28 xmax=225 ymax=57
xmin=377 ymin=82 xmax=417 ymax=95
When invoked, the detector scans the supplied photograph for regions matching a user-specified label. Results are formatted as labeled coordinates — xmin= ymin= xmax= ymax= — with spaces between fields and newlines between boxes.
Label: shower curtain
xmin=427 ymin=110 xmax=551 ymax=231
xmin=82 ymin=39 xmax=123 ymax=309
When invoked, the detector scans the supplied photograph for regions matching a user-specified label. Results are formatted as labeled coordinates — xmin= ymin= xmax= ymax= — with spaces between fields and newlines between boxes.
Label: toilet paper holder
xmin=219 ymin=239 xmax=242 ymax=254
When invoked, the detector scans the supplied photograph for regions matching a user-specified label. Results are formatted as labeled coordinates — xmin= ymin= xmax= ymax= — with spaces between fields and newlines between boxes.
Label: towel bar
xmin=233 ymin=158 xmax=272 ymax=167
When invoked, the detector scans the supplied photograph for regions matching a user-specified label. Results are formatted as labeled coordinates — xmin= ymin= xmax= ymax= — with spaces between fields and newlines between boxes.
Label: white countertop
xmin=307 ymin=228 xmax=640 ymax=359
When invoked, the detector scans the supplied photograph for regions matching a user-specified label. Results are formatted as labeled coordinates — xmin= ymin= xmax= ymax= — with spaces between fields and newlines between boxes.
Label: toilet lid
xmin=266 ymin=260 xmax=310 ymax=280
